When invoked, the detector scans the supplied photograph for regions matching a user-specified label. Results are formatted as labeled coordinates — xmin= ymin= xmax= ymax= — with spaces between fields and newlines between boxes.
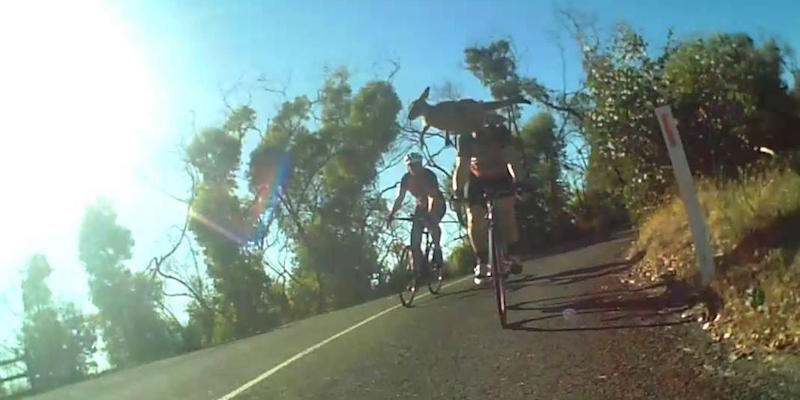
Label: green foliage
xmin=186 ymin=128 xmax=242 ymax=187
xmin=286 ymin=269 xmax=322 ymax=319
xmin=580 ymin=25 xmax=674 ymax=219
xmin=181 ymin=301 xmax=215 ymax=351
xmin=78 ymin=199 xmax=178 ymax=368
xmin=663 ymin=35 xmax=797 ymax=172
xmin=25 ymin=23 xmax=800 ymax=393
xmin=793 ymin=70 xmax=800 ymax=118
xmin=517 ymin=113 xmax=575 ymax=245
xmin=248 ymin=73 xmax=402 ymax=314
xmin=446 ymin=240 xmax=477 ymax=277
xmin=184 ymin=74 xmax=402 ymax=335
xmin=464 ymin=40 xmax=524 ymax=100
xmin=187 ymin=106 xmax=286 ymax=341
xmin=568 ymin=188 xmax=630 ymax=235
xmin=20 ymin=255 xmax=95 ymax=391
xmin=631 ymin=155 xmax=800 ymax=353
xmin=21 ymin=255 xmax=53 ymax=313
xmin=582 ymin=26 xmax=800 ymax=219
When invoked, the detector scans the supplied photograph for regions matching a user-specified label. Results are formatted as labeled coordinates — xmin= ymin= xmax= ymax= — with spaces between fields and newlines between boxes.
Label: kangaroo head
xmin=407 ymin=86 xmax=431 ymax=120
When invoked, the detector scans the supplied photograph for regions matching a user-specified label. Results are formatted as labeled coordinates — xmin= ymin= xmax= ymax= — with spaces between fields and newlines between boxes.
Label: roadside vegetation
xmin=4 ymin=9 xmax=800 ymax=397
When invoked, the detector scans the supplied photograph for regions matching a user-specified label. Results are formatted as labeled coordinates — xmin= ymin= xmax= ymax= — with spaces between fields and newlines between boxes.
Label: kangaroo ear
xmin=419 ymin=86 xmax=430 ymax=101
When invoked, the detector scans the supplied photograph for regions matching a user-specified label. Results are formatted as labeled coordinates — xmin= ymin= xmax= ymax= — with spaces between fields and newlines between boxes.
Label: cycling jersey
xmin=456 ymin=124 xmax=514 ymax=179
xmin=400 ymin=168 xmax=441 ymax=205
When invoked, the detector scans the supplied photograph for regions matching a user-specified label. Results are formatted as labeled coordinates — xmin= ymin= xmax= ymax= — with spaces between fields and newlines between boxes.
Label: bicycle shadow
xmin=506 ymin=276 xmax=718 ymax=332
xmin=506 ymin=261 xmax=630 ymax=292
xmin=433 ymin=285 xmax=483 ymax=300
xmin=506 ymin=250 xmax=645 ymax=291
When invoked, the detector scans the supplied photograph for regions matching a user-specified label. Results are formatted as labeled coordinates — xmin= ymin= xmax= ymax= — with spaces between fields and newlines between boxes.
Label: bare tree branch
xmin=379 ymin=182 xmax=400 ymax=197
xmin=145 ymin=167 xmax=219 ymax=320
xmin=256 ymin=74 xmax=289 ymax=100
xmin=219 ymin=72 xmax=249 ymax=113
xmin=155 ymin=298 xmax=182 ymax=327
xmin=385 ymin=59 xmax=400 ymax=83
xmin=276 ymin=191 xmax=310 ymax=244
xmin=420 ymin=140 xmax=452 ymax=178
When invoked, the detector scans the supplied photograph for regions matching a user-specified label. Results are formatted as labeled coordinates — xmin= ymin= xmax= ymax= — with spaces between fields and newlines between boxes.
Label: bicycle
xmin=393 ymin=216 xmax=444 ymax=307
xmin=452 ymin=183 xmax=527 ymax=328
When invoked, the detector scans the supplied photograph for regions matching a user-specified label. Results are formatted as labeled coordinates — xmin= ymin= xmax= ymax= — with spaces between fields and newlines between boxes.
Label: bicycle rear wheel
xmin=426 ymin=244 xmax=444 ymax=294
xmin=489 ymin=229 xmax=508 ymax=327
xmin=397 ymin=247 xmax=417 ymax=307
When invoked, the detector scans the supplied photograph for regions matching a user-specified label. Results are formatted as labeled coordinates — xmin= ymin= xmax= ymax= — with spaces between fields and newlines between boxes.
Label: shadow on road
xmin=506 ymin=276 xmax=708 ymax=332
xmin=507 ymin=259 xmax=635 ymax=292
xmin=507 ymin=316 xmax=689 ymax=332
xmin=517 ymin=229 xmax=636 ymax=262
xmin=509 ymin=281 xmax=665 ymax=308
xmin=428 ymin=286 xmax=484 ymax=303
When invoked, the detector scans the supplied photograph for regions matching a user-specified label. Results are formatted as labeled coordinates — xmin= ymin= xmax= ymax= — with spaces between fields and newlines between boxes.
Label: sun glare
xmin=0 ymin=1 xmax=158 ymax=259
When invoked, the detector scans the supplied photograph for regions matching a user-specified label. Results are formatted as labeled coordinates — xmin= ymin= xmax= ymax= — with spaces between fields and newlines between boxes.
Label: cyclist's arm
xmin=453 ymin=136 xmax=471 ymax=194
xmin=503 ymin=134 xmax=522 ymax=183
xmin=506 ymin=163 xmax=517 ymax=183
xmin=454 ymin=156 xmax=470 ymax=194
xmin=389 ymin=182 xmax=407 ymax=218
xmin=506 ymin=156 xmax=518 ymax=183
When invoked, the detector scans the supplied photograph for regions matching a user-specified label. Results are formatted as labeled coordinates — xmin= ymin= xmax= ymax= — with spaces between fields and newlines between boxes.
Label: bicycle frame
xmin=394 ymin=216 xmax=444 ymax=307
xmin=394 ymin=216 xmax=433 ymax=272
xmin=452 ymin=185 xmax=519 ymax=327
xmin=483 ymin=192 xmax=508 ymax=328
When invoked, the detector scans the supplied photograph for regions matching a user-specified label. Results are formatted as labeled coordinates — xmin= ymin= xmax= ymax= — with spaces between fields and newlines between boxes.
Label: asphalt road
xmin=24 ymin=237 xmax=752 ymax=400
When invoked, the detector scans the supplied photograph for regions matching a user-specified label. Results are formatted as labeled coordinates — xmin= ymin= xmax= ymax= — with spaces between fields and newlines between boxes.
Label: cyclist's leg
xmin=410 ymin=206 xmax=425 ymax=272
xmin=466 ymin=177 xmax=490 ymax=282
xmin=426 ymin=196 xmax=446 ymax=266
xmin=485 ymin=174 xmax=519 ymax=275
xmin=496 ymin=195 xmax=515 ymax=268
xmin=496 ymin=183 xmax=522 ymax=274
xmin=495 ymin=193 xmax=516 ymax=247
xmin=467 ymin=203 xmax=490 ymax=281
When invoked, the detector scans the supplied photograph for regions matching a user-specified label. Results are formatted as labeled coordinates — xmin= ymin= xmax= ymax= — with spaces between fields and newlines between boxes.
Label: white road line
xmin=217 ymin=274 xmax=474 ymax=400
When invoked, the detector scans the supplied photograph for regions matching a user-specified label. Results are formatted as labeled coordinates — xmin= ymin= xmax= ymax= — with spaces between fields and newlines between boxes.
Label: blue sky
xmin=1 ymin=0 xmax=799 ymax=352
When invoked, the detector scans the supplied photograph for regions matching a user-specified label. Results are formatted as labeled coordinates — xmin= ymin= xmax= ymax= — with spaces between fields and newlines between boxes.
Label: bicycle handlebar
xmin=450 ymin=182 xmax=533 ymax=203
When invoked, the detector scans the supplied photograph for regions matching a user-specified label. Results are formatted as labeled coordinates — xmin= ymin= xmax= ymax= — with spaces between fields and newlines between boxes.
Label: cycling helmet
xmin=404 ymin=152 xmax=423 ymax=165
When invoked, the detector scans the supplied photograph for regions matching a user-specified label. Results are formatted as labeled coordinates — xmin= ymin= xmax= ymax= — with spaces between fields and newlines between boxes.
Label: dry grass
xmin=629 ymin=161 xmax=800 ymax=355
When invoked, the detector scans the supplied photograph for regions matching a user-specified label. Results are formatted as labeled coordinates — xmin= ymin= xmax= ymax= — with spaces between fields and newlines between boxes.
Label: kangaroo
xmin=407 ymin=86 xmax=531 ymax=145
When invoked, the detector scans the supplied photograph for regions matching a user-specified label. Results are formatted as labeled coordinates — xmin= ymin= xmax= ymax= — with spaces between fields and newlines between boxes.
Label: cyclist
xmin=387 ymin=152 xmax=446 ymax=271
xmin=452 ymin=121 xmax=524 ymax=285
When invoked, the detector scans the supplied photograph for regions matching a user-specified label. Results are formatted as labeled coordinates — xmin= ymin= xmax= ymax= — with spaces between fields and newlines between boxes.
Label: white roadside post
xmin=654 ymin=105 xmax=715 ymax=286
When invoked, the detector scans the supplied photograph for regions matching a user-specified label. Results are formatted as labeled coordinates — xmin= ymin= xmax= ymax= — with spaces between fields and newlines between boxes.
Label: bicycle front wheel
xmin=427 ymin=245 xmax=444 ymax=295
xmin=489 ymin=229 xmax=508 ymax=328
xmin=397 ymin=247 xmax=417 ymax=307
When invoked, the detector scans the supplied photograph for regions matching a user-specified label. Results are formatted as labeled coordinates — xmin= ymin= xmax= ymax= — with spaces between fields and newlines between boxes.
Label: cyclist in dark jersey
xmin=453 ymin=122 xmax=523 ymax=284
xmin=388 ymin=152 xmax=446 ymax=270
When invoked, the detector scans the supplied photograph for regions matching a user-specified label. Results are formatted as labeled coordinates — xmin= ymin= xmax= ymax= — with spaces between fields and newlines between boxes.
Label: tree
xmin=78 ymin=199 xmax=178 ymax=367
xmin=579 ymin=25 xmax=800 ymax=218
xmin=249 ymin=72 xmax=402 ymax=316
xmin=518 ymin=112 xmax=573 ymax=244
xmin=793 ymin=69 xmax=800 ymax=116
xmin=186 ymin=106 xmax=286 ymax=341
xmin=21 ymin=255 xmax=53 ymax=314
xmin=663 ymin=34 xmax=800 ymax=166
xmin=20 ymin=255 xmax=95 ymax=391
xmin=144 ymin=177 xmax=222 ymax=350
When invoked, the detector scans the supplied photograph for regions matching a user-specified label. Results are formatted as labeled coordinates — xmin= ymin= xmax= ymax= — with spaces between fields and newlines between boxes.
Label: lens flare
xmin=189 ymin=152 xmax=291 ymax=245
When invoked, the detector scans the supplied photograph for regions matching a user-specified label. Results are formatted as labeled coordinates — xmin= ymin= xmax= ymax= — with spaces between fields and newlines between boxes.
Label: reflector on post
xmin=654 ymin=105 xmax=715 ymax=286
